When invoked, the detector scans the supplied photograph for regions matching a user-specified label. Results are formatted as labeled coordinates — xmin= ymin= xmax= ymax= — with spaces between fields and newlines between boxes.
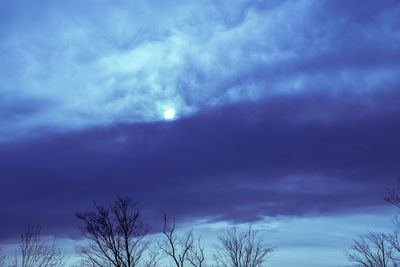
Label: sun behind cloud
xmin=163 ymin=108 xmax=176 ymax=120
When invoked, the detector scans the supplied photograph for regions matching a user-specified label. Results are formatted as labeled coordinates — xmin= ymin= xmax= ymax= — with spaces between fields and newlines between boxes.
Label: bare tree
xmin=384 ymin=178 xmax=400 ymax=206
xmin=0 ymin=249 xmax=6 ymax=266
xmin=344 ymin=179 xmax=400 ymax=266
xmin=142 ymin=245 xmax=164 ymax=267
xmin=383 ymin=178 xmax=400 ymax=264
xmin=11 ymin=224 xmax=65 ymax=267
xmin=214 ymin=225 xmax=274 ymax=267
xmin=76 ymin=196 xmax=150 ymax=267
xmin=385 ymin=179 xmax=400 ymax=232
xmin=386 ymin=230 xmax=400 ymax=265
xmin=346 ymin=231 xmax=395 ymax=267
xmin=187 ymin=238 xmax=205 ymax=267
xmin=158 ymin=215 xmax=205 ymax=267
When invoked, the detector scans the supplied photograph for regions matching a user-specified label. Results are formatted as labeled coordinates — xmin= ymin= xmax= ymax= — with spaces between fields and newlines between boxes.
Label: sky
xmin=0 ymin=0 xmax=400 ymax=266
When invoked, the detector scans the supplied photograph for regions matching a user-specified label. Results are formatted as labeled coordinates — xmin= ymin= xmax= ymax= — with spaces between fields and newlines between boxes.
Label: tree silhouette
xmin=142 ymin=245 xmax=164 ymax=267
xmin=345 ymin=178 xmax=400 ymax=266
xmin=158 ymin=214 xmax=205 ymax=267
xmin=214 ymin=225 xmax=274 ymax=267
xmin=11 ymin=224 xmax=65 ymax=267
xmin=346 ymin=231 xmax=394 ymax=267
xmin=0 ymin=249 xmax=5 ymax=266
xmin=76 ymin=197 xmax=150 ymax=267
xmin=384 ymin=178 xmax=400 ymax=264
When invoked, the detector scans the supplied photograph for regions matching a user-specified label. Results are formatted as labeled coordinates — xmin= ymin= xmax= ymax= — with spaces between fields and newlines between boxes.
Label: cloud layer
xmin=1 ymin=0 xmax=399 ymax=141
xmin=1 ymin=88 xmax=399 ymax=238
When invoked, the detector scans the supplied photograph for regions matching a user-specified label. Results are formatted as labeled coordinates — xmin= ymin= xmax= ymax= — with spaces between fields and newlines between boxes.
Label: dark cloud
xmin=1 ymin=89 xmax=399 ymax=238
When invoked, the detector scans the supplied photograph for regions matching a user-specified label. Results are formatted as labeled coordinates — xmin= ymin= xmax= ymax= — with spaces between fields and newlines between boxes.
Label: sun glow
xmin=163 ymin=109 xmax=176 ymax=120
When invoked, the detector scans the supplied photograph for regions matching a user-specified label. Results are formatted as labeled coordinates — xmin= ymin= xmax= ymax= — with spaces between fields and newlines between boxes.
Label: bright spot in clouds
xmin=163 ymin=109 xmax=176 ymax=120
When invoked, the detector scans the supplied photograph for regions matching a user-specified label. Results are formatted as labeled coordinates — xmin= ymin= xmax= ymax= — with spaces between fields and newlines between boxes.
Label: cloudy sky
xmin=1 ymin=0 xmax=400 ymax=266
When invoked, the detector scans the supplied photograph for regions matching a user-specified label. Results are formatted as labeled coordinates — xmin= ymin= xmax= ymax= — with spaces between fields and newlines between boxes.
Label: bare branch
xmin=158 ymin=214 xmax=204 ymax=267
xmin=76 ymin=196 xmax=150 ymax=267
xmin=142 ymin=245 xmax=164 ymax=267
xmin=0 ymin=249 xmax=6 ymax=266
xmin=214 ymin=224 xmax=274 ymax=267
xmin=11 ymin=224 xmax=65 ymax=267
xmin=346 ymin=231 xmax=395 ymax=267
xmin=187 ymin=237 xmax=205 ymax=267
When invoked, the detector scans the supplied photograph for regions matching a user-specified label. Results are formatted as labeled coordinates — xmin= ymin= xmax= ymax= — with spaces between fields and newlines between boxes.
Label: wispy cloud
xmin=1 ymin=0 xmax=399 ymax=140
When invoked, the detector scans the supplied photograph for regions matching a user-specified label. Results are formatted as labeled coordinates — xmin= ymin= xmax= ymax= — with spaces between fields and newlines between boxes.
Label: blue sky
xmin=1 ymin=0 xmax=400 ymax=266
